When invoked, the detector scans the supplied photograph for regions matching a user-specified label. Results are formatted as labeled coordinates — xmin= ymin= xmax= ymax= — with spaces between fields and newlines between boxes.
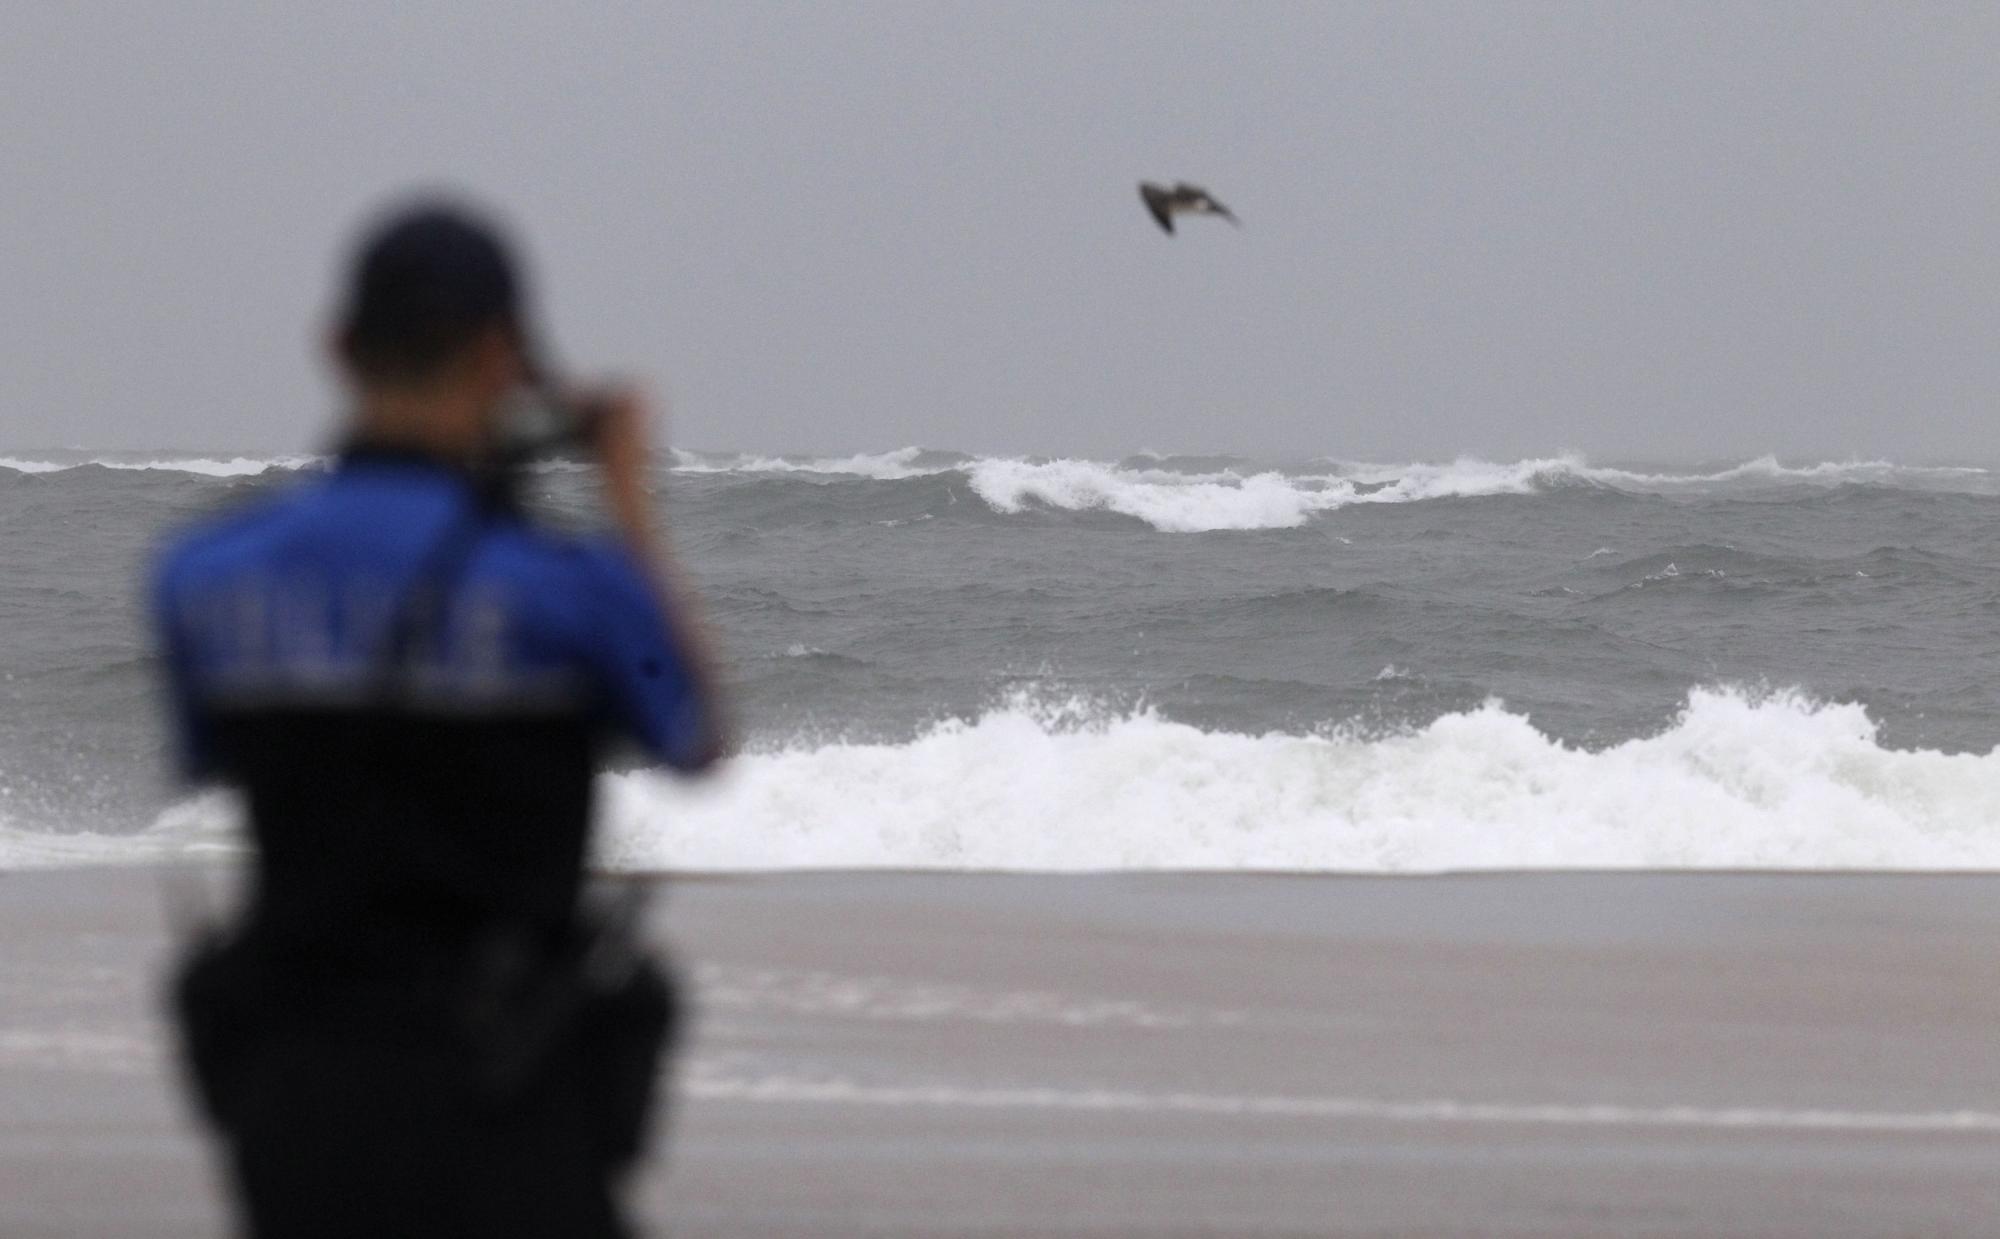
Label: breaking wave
xmin=959 ymin=456 xmax=1611 ymax=531
xmin=0 ymin=794 xmax=241 ymax=870
xmin=1571 ymin=456 xmax=1994 ymax=490
xmin=668 ymin=451 xmax=2000 ymax=533
xmin=587 ymin=686 xmax=2000 ymax=871
xmin=29 ymin=685 xmax=1995 ymax=873
xmin=668 ymin=446 xmax=950 ymax=480
xmin=0 ymin=455 xmax=318 ymax=477
xmin=5 ymin=449 xmax=1992 ymax=531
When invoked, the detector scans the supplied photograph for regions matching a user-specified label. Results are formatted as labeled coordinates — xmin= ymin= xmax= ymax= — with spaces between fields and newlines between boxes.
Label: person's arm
xmin=150 ymin=555 xmax=221 ymax=782
xmin=586 ymin=388 xmax=730 ymax=770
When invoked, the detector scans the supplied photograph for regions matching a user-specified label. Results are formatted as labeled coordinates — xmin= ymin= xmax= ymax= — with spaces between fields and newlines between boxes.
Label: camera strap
xmin=372 ymin=463 xmax=518 ymax=701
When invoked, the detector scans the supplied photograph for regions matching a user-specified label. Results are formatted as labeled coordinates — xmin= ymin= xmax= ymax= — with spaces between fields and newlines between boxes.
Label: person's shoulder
xmin=150 ymin=475 xmax=330 ymax=592
xmin=483 ymin=521 xmax=642 ymax=586
xmin=484 ymin=526 xmax=650 ymax=628
xmin=475 ymin=524 xmax=656 ymax=634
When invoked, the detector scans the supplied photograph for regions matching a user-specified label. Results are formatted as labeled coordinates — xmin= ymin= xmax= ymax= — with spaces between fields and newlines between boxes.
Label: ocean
xmin=4 ymin=448 xmax=1999 ymax=872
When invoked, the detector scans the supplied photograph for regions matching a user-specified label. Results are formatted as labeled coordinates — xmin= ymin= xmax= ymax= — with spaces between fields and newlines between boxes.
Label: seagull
xmin=1139 ymin=181 xmax=1239 ymax=235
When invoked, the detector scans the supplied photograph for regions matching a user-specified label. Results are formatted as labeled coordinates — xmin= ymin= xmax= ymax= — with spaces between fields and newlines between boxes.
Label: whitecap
xmin=585 ymin=686 xmax=2000 ymax=873
xmin=0 ymin=455 xmax=318 ymax=477
xmin=23 ymin=687 xmax=2000 ymax=874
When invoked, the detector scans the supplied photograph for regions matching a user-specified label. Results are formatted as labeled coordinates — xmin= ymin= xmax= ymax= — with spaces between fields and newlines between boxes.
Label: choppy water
xmin=5 ymin=447 xmax=2000 ymax=871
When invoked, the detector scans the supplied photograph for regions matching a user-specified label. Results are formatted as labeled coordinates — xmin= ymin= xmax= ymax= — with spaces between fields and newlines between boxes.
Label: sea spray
xmin=25 ymin=687 xmax=2000 ymax=873
xmin=592 ymin=687 xmax=2000 ymax=871
xmin=587 ymin=687 xmax=2000 ymax=872
xmin=7 ymin=449 xmax=1999 ymax=868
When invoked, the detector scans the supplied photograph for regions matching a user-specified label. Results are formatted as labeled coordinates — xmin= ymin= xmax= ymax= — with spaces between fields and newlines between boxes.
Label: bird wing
xmin=1138 ymin=183 xmax=1176 ymax=234
xmin=1171 ymin=182 xmax=1238 ymax=225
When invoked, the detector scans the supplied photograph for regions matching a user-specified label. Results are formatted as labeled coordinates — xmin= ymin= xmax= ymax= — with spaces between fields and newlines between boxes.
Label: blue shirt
xmin=153 ymin=448 xmax=713 ymax=777
xmin=150 ymin=447 xmax=715 ymax=946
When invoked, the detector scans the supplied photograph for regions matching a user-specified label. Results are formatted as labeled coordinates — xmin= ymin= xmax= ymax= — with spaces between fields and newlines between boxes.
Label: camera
xmin=491 ymin=383 xmax=605 ymax=466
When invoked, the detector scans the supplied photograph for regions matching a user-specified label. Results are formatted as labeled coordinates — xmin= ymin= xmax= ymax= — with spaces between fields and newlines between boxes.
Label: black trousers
xmin=174 ymin=933 xmax=675 ymax=1239
xmin=223 ymin=1027 xmax=631 ymax=1239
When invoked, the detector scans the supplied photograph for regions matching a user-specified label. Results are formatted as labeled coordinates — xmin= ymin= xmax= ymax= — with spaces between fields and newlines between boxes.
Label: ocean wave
xmin=1574 ymin=455 xmax=1992 ymax=490
xmin=669 ymin=447 xmax=956 ymax=480
xmin=667 ymin=451 xmax=1575 ymax=532
xmin=668 ymin=451 xmax=1999 ymax=532
xmin=960 ymin=455 xmax=1618 ymax=531
xmin=963 ymin=459 xmax=1352 ymax=531
xmin=18 ymin=686 xmax=2000 ymax=873
xmin=589 ymin=687 xmax=2000 ymax=871
xmin=0 ymin=455 xmax=319 ymax=477
xmin=0 ymin=793 xmax=241 ymax=870
xmin=8 ymin=449 xmax=1989 ymax=529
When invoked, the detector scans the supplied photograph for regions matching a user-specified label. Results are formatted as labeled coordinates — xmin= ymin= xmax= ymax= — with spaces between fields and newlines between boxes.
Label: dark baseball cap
xmin=336 ymin=199 xmax=546 ymax=382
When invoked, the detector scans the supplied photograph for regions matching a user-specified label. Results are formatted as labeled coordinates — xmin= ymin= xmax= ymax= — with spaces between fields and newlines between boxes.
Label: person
xmin=150 ymin=199 xmax=724 ymax=1238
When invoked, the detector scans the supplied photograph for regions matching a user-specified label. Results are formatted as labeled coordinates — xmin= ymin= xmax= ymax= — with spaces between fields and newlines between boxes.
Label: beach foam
xmin=0 ymin=792 xmax=240 ymax=870
xmin=16 ymin=686 xmax=1999 ymax=873
xmin=590 ymin=686 xmax=1998 ymax=872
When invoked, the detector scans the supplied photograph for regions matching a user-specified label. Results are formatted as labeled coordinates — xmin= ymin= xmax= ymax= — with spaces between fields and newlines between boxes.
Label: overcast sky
xmin=3 ymin=3 xmax=1996 ymax=462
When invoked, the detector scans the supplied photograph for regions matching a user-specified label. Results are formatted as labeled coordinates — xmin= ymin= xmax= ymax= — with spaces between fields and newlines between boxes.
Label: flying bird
xmin=1139 ymin=181 xmax=1239 ymax=235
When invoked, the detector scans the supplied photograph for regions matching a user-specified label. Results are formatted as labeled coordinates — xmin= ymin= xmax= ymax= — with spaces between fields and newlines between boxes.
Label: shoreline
xmin=4 ymin=867 xmax=1998 ymax=1236
xmin=16 ymin=858 xmax=2000 ymax=878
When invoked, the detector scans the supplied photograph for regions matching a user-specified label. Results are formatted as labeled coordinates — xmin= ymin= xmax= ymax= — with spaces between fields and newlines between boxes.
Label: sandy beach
xmin=3 ymin=867 xmax=1998 ymax=1237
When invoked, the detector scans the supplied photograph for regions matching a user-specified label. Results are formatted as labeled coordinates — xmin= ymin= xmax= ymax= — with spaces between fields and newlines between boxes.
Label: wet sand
xmin=3 ymin=868 xmax=1998 ymax=1237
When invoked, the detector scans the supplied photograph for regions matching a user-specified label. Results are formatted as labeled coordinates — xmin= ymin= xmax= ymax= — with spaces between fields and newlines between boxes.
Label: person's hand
xmin=578 ymin=384 xmax=658 ymax=551
xmin=579 ymin=383 xmax=733 ymax=767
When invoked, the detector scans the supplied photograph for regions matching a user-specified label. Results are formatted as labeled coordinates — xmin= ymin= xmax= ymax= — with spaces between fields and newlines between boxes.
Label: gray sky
xmin=3 ymin=2 xmax=1996 ymax=462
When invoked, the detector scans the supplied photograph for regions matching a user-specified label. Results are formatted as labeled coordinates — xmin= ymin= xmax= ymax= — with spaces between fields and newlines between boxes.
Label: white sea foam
xmin=0 ymin=455 xmax=318 ymax=477
xmin=964 ymin=459 xmax=1352 ymax=531
xmin=976 ymin=453 xmax=2000 ymax=531
xmin=1330 ymin=452 xmax=2000 ymax=498
xmin=588 ymin=686 xmax=2000 ymax=872
xmin=13 ymin=686 xmax=2000 ymax=873
xmin=10 ymin=449 xmax=1975 ymax=531
xmin=664 ymin=450 xmax=2000 ymax=533
xmin=1575 ymin=455 xmax=1992 ymax=490
xmin=1331 ymin=455 xmax=1571 ymax=498
xmin=0 ymin=792 xmax=241 ymax=870
xmin=681 ymin=1070 xmax=2000 ymax=1134
xmin=669 ymin=447 xmax=939 ymax=480
xmin=960 ymin=454 xmax=1617 ymax=531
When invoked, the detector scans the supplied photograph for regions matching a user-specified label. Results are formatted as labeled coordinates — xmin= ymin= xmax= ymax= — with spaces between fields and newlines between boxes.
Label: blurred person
xmin=150 ymin=199 xmax=724 ymax=1238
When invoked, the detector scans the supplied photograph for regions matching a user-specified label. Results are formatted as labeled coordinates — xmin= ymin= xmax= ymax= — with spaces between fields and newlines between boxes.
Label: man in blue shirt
xmin=151 ymin=201 xmax=723 ymax=1237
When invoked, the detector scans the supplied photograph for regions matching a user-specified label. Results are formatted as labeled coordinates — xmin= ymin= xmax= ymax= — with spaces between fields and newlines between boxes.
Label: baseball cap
xmin=337 ymin=199 xmax=546 ymax=382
